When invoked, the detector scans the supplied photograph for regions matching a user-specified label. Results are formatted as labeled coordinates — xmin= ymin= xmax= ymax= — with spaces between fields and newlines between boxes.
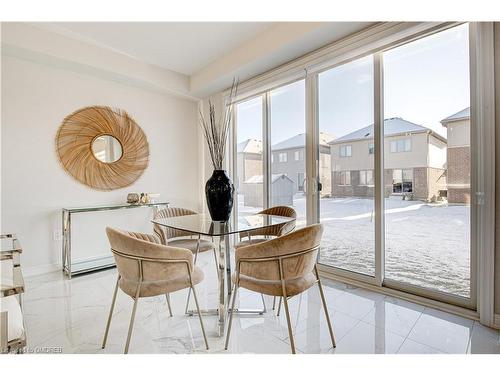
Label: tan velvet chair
xmin=153 ymin=207 xmax=217 ymax=313
xmin=235 ymin=206 xmax=297 ymax=313
xmin=235 ymin=206 xmax=297 ymax=249
xmin=102 ymin=227 xmax=209 ymax=354
xmin=224 ymin=224 xmax=336 ymax=354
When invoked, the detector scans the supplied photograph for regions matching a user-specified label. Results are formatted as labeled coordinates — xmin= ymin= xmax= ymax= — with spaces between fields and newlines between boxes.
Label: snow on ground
xmin=238 ymin=194 xmax=470 ymax=298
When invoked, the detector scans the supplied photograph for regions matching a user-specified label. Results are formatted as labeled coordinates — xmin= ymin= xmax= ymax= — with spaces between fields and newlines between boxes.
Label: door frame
xmin=309 ymin=22 xmax=492 ymax=311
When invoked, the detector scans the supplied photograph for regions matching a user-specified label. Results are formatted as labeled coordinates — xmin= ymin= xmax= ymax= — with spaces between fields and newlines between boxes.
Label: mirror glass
xmin=91 ymin=135 xmax=123 ymax=163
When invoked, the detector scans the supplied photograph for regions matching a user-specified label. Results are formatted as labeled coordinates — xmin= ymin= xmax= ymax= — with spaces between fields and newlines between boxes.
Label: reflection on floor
xmin=22 ymin=251 xmax=499 ymax=354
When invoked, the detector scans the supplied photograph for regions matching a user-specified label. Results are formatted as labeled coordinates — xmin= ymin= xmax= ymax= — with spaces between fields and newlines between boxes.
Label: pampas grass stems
xmin=200 ymin=79 xmax=238 ymax=170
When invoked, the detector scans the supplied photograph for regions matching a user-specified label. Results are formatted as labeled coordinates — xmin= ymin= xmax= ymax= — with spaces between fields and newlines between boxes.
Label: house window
xmin=297 ymin=172 xmax=305 ymax=191
xmin=340 ymin=145 xmax=352 ymax=157
xmin=294 ymin=149 xmax=304 ymax=161
xmin=392 ymin=169 xmax=413 ymax=193
xmin=339 ymin=171 xmax=351 ymax=186
xmin=390 ymin=138 xmax=411 ymax=153
xmin=368 ymin=143 xmax=374 ymax=154
xmin=359 ymin=170 xmax=374 ymax=185
xmin=279 ymin=152 xmax=287 ymax=162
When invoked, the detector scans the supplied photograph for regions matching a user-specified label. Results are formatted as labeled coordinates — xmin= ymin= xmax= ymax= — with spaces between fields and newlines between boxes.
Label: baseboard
xmin=23 ymin=263 xmax=60 ymax=278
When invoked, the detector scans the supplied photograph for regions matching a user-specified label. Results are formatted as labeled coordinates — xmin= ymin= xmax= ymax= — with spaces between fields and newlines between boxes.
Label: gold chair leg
xmin=315 ymin=266 xmax=336 ymax=348
xmin=260 ymin=294 xmax=267 ymax=313
xmin=282 ymin=295 xmax=295 ymax=354
xmin=224 ymin=283 xmax=238 ymax=350
xmin=277 ymin=297 xmax=282 ymax=316
xmin=191 ymin=285 xmax=209 ymax=350
xmin=184 ymin=236 xmax=201 ymax=314
xmin=124 ymin=285 xmax=141 ymax=354
xmin=213 ymin=248 xmax=219 ymax=271
xmin=102 ymin=275 xmax=120 ymax=349
xmin=279 ymin=258 xmax=295 ymax=354
xmin=165 ymin=293 xmax=173 ymax=317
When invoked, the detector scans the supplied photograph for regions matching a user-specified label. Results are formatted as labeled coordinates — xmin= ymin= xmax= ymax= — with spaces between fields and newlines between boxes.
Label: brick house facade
xmin=330 ymin=118 xmax=447 ymax=202
xmin=441 ymin=107 xmax=470 ymax=204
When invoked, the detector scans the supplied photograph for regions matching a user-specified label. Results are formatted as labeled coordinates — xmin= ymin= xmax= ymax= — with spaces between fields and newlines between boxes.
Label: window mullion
xmin=374 ymin=52 xmax=385 ymax=287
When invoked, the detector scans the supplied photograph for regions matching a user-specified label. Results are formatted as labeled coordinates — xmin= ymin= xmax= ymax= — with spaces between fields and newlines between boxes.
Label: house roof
xmin=272 ymin=132 xmax=335 ymax=151
xmin=244 ymin=173 xmax=293 ymax=184
xmin=237 ymin=138 xmax=262 ymax=154
xmin=329 ymin=117 xmax=446 ymax=144
xmin=440 ymin=107 xmax=470 ymax=125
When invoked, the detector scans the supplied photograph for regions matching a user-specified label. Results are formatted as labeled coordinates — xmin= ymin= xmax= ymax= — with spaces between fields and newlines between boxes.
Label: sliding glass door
xmin=234 ymin=96 xmax=264 ymax=218
xmin=382 ymin=23 xmax=471 ymax=300
xmin=314 ymin=23 xmax=473 ymax=307
xmin=270 ymin=80 xmax=306 ymax=227
xmin=317 ymin=55 xmax=376 ymax=277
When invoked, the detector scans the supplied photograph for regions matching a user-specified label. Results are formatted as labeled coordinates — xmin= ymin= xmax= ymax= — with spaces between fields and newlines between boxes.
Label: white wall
xmin=1 ymin=54 xmax=200 ymax=273
xmin=428 ymin=135 xmax=447 ymax=169
xmin=446 ymin=119 xmax=470 ymax=148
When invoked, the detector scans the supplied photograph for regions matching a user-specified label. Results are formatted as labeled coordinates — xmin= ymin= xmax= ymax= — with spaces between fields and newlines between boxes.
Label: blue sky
xmin=237 ymin=23 xmax=469 ymax=144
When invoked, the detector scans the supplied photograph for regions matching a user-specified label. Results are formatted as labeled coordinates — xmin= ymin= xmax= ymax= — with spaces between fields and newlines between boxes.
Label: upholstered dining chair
xmin=102 ymin=227 xmax=209 ymax=354
xmin=153 ymin=207 xmax=217 ymax=313
xmin=235 ymin=205 xmax=297 ymax=313
xmin=224 ymin=223 xmax=336 ymax=354
xmin=235 ymin=206 xmax=297 ymax=249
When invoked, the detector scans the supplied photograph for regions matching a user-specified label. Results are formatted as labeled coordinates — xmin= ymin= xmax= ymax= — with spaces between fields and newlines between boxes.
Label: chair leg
xmin=102 ymin=275 xmax=120 ymax=349
xmin=260 ymin=294 xmax=267 ymax=313
xmin=272 ymin=296 xmax=276 ymax=310
xmin=282 ymin=295 xmax=295 ymax=354
xmin=277 ymin=297 xmax=282 ymax=316
xmin=124 ymin=285 xmax=141 ymax=354
xmin=184 ymin=236 xmax=201 ymax=314
xmin=213 ymin=248 xmax=218 ymax=271
xmin=165 ymin=293 xmax=173 ymax=317
xmin=224 ymin=283 xmax=238 ymax=350
xmin=315 ymin=266 xmax=336 ymax=348
xmin=191 ymin=285 xmax=209 ymax=350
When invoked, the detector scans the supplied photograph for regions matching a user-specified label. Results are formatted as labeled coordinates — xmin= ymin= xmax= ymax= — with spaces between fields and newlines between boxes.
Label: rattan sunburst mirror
xmin=56 ymin=106 xmax=149 ymax=191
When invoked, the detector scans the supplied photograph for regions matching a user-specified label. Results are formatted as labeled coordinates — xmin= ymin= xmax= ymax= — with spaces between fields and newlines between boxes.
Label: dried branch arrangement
xmin=199 ymin=79 xmax=238 ymax=170
xmin=56 ymin=106 xmax=149 ymax=191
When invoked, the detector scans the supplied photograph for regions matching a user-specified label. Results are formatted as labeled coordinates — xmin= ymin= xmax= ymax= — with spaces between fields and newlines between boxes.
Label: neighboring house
xmin=236 ymin=138 xmax=262 ymax=189
xmin=241 ymin=174 xmax=294 ymax=207
xmin=271 ymin=132 xmax=335 ymax=196
xmin=441 ymin=107 xmax=470 ymax=204
xmin=330 ymin=117 xmax=447 ymax=201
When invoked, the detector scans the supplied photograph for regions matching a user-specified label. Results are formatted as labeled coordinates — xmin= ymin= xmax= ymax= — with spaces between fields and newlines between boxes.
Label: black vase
xmin=205 ymin=170 xmax=234 ymax=222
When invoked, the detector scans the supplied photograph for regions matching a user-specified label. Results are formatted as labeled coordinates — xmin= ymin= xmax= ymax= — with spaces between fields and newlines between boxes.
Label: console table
xmin=1 ymin=234 xmax=26 ymax=353
xmin=62 ymin=202 xmax=169 ymax=278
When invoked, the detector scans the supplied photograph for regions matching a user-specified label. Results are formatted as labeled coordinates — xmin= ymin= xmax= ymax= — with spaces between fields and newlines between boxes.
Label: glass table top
xmin=63 ymin=202 xmax=169 ymax=213
xmin=152 ymin=213 xmax=294 ymax=236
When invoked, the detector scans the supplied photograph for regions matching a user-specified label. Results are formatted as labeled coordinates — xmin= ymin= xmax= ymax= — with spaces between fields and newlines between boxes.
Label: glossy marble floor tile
xmin=20 ymin=251 xmax=498 ymax=354
xmin=407 ymin=307 xmax=474 ymax=353
xmin=397 ymin=338 xmax=444 ymax=354
xmin=362 ymin=297 xmax=424 ymax=337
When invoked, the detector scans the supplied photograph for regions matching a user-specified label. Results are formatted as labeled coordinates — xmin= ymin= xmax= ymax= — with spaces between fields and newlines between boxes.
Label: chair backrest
xmin=235 ymin=223 xmax=323 ymax=282
xmin=106 ymin=227 xmax=193 ymax=284
xmin=153 ymin=207 xmax=197 ymax=244
xmin=239 ymin=205 xmax=297 ymax=239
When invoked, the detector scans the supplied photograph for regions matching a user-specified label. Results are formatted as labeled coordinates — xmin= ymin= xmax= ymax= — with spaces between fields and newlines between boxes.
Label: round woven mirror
xmin=56 ymin=106 xmax=149 ymax=191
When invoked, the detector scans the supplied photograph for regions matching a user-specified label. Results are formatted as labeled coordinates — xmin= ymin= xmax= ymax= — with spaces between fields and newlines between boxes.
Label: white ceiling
xmin=29 ymin=22 xmax=375 ymax=96
xmin=34 ymin=22 xmax=276 ymax=75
